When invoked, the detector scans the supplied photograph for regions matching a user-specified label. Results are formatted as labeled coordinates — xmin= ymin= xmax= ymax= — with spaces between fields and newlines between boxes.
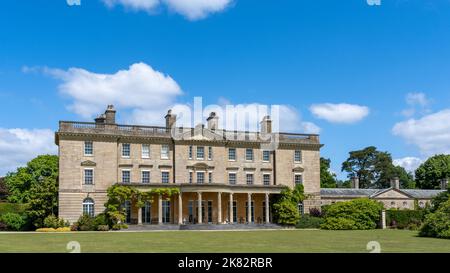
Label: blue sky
xmin=1 ymin=0 xmax=450 ymax=177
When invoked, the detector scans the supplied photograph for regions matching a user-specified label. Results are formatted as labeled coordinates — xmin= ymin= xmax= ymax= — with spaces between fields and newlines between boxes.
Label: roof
xmin=321 ymin=187 xmax=446 ymax=200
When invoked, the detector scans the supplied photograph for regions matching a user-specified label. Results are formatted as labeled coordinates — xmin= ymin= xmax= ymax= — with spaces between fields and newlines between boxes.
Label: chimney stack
xmin=165 ymin=110 xmax=177 ymax=129
xmin=441 ymin=178 xmax=449 ymax=190
xmin=351 ymin=176 xmax=360 ymax=189
xmin=105 ymin=105 xmax=116 ymax=124
xmin=391 ymin=177 xmax=400 ymax=189
xmin=207 ymin=112 xmax=219 ymax=130
xmin=260 ymin=116 xmax=272 ymax=134
xmin=94 ymin=114 xmax=106 ymax=125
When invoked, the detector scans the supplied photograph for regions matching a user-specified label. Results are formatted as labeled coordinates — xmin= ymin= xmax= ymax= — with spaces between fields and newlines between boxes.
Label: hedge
xmin=0 ymin=202 xmax=26 ymax=215
xmin=386 ymin=209 xmax=426 ymax=230
xmin=296 ymin=215 xmax=324 ymax=229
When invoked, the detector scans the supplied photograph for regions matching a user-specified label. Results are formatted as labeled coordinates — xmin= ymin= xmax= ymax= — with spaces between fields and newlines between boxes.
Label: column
xmin=197 ymin=192 xmax=202 ymax=224
xmin=138 ymin=207 xmax=143 ymax=225
xmin=381 ymin=210 xmax=386 ymax=230
xmin=265 ymin=193 xmax=270 ymax=224
xmin=158 ymin=194 xmax=163 ymax=224
xmin=178 ymin=193 xmax=183 ymax=225
xmin=247 ymin=193 xmax=252 ymax=224
xmin=229 ymin=193 xmax=234 ymax=224
xmin=217 ymin=192 xmax=222 ymax=224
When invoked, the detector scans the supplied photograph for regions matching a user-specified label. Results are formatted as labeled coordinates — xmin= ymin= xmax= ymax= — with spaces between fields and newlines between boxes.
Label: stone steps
xmin=126 ymin=224 xmax=283 ymax=231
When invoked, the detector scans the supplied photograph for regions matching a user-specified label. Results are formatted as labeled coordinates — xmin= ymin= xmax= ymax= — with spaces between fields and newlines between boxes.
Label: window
xmin=141 ymin=171 xmax=150 ymax=184
xmin=228 ymin=148 xmax=236 ymax=161
xmin=228 ymin=173 xmax=237 ymax=185
xmin=161 ymin=171 xmax=170 ymax=183
xmin=403 ymin=201 xmax=408 ymax=208
xmin=294 ymin=150 xmax=302 ymax=163
xmin=208 ymin=172 xmax=213 ymax=183
xmin=142 ymin=144 xmax=150 ymax=159
xmin=162 ymin=200 xmax=171 ymax=223
xmin=262 ymin=150 xmax=270 ymax=162
xmin=208 ymin=147 xmax=213 ymax=160
xmin=263 ymin=174 xmax=271 ymax=186
xmin=197 ymin=146 xmax=205 ymax=160
xmin=294 ymin=174 xmax=303 ymax=185
xmin=82 ymin=198 xmax=95 ymax=217
xmin=122 ymin=170 xmax=131 ymax=183
xmin=246 ymin=173 xmax=254 ymax=185
xmin=197 ymin=172 xmax=205 ymax=184
xmin=246 ymin=148 xmax=254 ymax=161
xmin=84 ymin=169 xmax=93 ymax=185
xmin=419 ymin=202 xmax=425 ymax=208
xmin=124 ymin=200 xmax=131 ymax=223
xmin=84 ymin=141 xmax=93 ymax=156
xmin=189 ymin=171 xmax=193 ymax=184
xmin=142 ymin=202 xmax=151 ymax=224
xmin=161 ymin=144 xmax=170 ymax=159
xmin=188 ymin=146 xmax=193 ymax=159
xmin=122 ymin=143 xmax=130 ymax=158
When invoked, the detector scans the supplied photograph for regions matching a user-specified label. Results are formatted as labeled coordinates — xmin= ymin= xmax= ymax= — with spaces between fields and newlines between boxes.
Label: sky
xmin=1 ymin=0 xmax=450 ymax=178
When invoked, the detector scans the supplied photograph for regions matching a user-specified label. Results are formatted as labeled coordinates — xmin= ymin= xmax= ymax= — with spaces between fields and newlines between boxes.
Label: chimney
xmin=351 ymin=176 xmax=359 ymax=189
xmin=165 ymin=110 xmax=177 ymax=129
xmin=207 ymin=112 xmax=219 ymax=130
xmin=441 ymin=178 xmax=449 ymax=190
xmin=94 ymin=114 xmax=106 ymax=125
xmin=391 ymin=177 xmax=400 ymax=189
xmin=260 ymin=115 xmax=272 ymax=134
xmin=105 ymin=105 xmax=116 ymax=124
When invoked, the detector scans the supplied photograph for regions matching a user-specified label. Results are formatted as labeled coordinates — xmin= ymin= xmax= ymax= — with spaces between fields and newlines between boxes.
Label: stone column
xmin=247 ymin=193 xmax=252 ymax=224
xmin=381 ymin=210 xmax=386 ymax=230
xmin=138 ymin=207 xmax=143 ymax=225
xmin=229 ymin=193 xmax=234 ymax=224
xmin=265 ymin=193 xmax=270 ymax=224
xmin=178 ymin=193 xmax=183 ymax=225
xmin=197 ymin=192 xmax=202 ymax=224
xmin=158 ymin=195 xmax=163 ymax=225
xmin=217 ymin=192 xmax=222 ymax=224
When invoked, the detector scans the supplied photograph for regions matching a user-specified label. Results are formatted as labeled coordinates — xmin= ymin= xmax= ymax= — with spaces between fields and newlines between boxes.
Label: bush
xmin=296 ymin=215 xmax=324 ymax=229
xmin=75 ymin=214 xmax=96 ymax=231
xmin=386 ymin=210 xmax=425 ymax=230
xmin=321 ymin=198 xmax=384 ymax=230
xmin=97 ymin=225 xmax=109 ymax=231
xmin=0 ymin=222 xmax=7 ymax=231
xmin=0 ymin=212 xmax=26 ymax=231
xmin=43 ymin=215 xmax=68 ymax=229
xmin=93 ymin=213 xmax=108 ymax=227
xmin=420 ymin=199 xmax=450 ymax=239
xmin=36 ymin=227 xmax=71 ymax=232
xmin=309 ymin=208 xmax=323 ymax=218
xmin=272 ymin=199 xmax=300 ymax=226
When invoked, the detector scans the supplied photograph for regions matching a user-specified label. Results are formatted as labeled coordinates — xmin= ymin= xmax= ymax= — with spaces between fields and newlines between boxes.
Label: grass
xmin=0 ymin=229 xmax=449 ymax=253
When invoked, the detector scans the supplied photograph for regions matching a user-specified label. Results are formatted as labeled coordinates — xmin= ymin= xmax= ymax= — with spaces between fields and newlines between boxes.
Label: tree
xmin=272 ymin=185 xmax=305 ymax=226
xmin=320 ymin=158 xmax=337 ymax=188
xmin=4 ymin=155 xmax=58 ymax=203
xmin=419 ymin=199 xmax=450 ymax=239
xmin=27 ymin=176 xmax=59 ymax=227
xmin=0 ymin=177 xmax=8 ymax=200
xmin=415 ymin=154 xmax=450 ymax=189
xmin=342 ymin=146 xmax=414 ymax=189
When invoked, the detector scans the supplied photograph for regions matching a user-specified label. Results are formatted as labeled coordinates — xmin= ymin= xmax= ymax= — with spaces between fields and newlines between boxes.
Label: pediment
xmin=292 ymin=167 xmax=304 ymax=172
xmin=187 ymin=163 xmax=214 ymax=170
xmin=371 ymin=188 xmax=413 ymax=199
xmin=81 ymin=160 xmax=96 ymax=167
xmin=177 ymin=125 xmax=225 ymax=141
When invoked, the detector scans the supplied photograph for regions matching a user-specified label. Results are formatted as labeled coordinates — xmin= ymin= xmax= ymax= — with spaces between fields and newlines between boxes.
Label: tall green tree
xmin=415 ymin=154 xmax=450 ymax=189
xmin=342 ymin=146 xmax=414 ymax=189
xmin=320 ymin=158 xmax=337 ymax=188
xmin=0 ymin=177 xmax=8 ymax=200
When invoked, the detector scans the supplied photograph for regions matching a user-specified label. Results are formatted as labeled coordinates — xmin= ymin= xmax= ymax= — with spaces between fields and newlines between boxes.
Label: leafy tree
xmin=342 ymin=146 xmax=414 ymax=189
xmin=0 ymin=212 xmax=26 ymax=231
xmin=419 ymin=199 xmax=450 ymax=239
xmin=4 ymin=155 xmax=58 ymax=203
xmin=415 ymin=154 xmax=450 ymax=189
xmin=27 ymin=176 xmax=59 ymax=227
xmin=0 ymin=177 xmax=8 ymax=200
xmin=320 ymin=158 xmax=337 ymax=188
xmin=272 ymin=185 xmax=305 ymax=226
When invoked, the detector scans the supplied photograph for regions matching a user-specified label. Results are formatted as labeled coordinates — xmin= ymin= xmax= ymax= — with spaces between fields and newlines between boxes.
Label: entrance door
xmin=162 ymin=200 xmax=171 ymax=223
xmin=207 ymin=201 xmax=213 ymax=223
xmin=142 ymin=202 xmax=151 ymax=224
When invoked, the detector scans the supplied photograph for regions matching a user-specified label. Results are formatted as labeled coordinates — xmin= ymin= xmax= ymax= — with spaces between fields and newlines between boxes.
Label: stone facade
xmin=56 ymin=106 xmax=323 ymax=224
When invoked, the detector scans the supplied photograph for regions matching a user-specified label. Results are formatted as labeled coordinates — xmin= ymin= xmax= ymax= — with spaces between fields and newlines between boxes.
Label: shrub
xmin=43 ymin=215 xmax=68 ymax=229
xmin=386 ymin=210 xmax=425 ymax=230
xmin=320 ymin=198 xmax=384 ymax=230
xmin=0 ymin=222 xmax=7 ymax=231
xmin=93 ymin=213 xmax=108 ymax=228
xmin=75 ymin=214 xmax=96 ymax=231
xmin=70 ymin=223 xmax=79 ymax=232
xmin=296 ymin=215 xmax=324 ymax=229
xmin=420 ymin=199 xmax=450 ymax=239
xmin=97 ymin=225 xmax=109 ymax=231
xmin=55 ymin=227 xmax=71 ymax=232
xmin=0 ymin=212 xmax=26 ymax=231
xmin=36 ymin=227 xmax=71 ymax=232
xmin=309 ymin=208 xmax=323 ymax=218
xmin=272 ymin=199 xmax=300 ymax=226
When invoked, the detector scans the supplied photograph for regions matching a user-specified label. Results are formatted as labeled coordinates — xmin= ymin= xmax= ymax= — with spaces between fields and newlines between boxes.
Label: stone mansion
xmin=56 ymin=105 xmax=322 ymax=225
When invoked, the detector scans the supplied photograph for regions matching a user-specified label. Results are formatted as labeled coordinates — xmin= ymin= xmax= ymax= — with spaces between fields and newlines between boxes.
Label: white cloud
xmin=0 ymin=128 xmax=56 ymax=176
xmin=393 ymin=109 xmax=450 ymax=156
xmin=401 ymin=92 xmax=432 ymax=117
xmin=309 ymin=103 xmax=370 ymax=124
xmin=101 ymin=0 xmax=233 ymax=20
xmin=45 ymin=62 xmax=182 ymax=121
xmin=393 ymin=157 xmax=423 ymax=173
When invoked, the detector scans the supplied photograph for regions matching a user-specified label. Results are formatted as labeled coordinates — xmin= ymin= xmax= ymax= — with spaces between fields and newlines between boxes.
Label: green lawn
xmin=0 ymin=229 xmax=449 ymax=253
